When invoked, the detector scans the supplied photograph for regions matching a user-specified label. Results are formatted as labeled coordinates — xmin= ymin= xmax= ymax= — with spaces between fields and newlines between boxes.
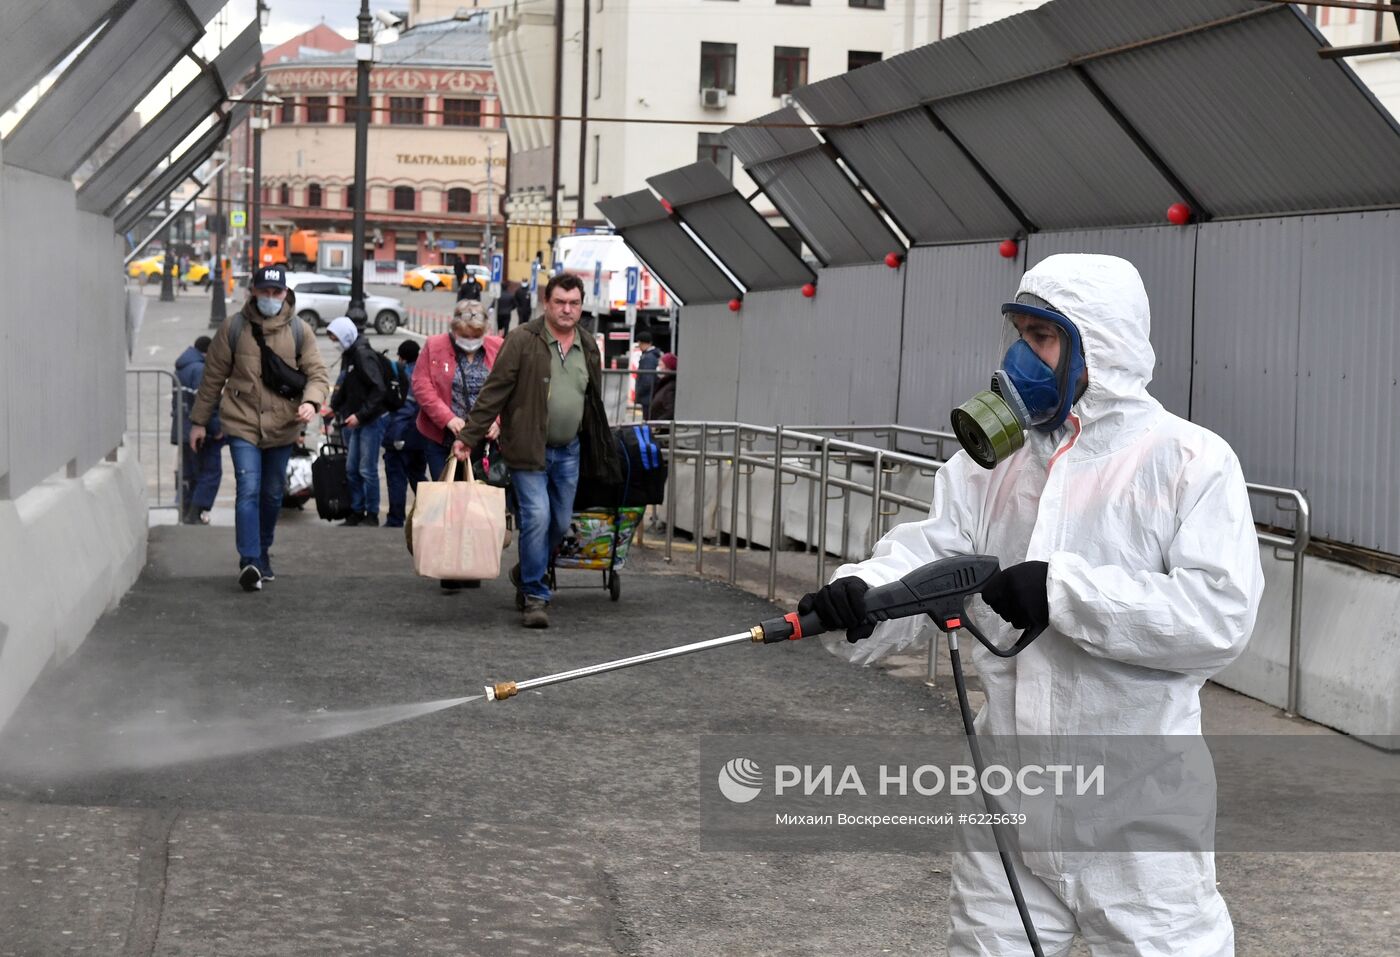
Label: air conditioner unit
xmin=700 ymin=87 xmax=728 ymax=110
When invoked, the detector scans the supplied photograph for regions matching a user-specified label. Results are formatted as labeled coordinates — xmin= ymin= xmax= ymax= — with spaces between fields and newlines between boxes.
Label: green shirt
xmin=543 ymin=324 xmax=590 ymax=447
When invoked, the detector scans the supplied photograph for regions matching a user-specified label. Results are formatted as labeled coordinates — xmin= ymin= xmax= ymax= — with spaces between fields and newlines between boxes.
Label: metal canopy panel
xmin=885 ymin=13 xmax=1063 ymax=106
xmin=114 ymin=120 xmax=226 ymax=235
xmin=213 ymin=20 xmax=263 ymax=91
xmin=77 ymin=74 xmax=222 ymax=215
xmin=725 ymin=109 xmax=899 ymax=267
xmin=648 ymin=162 xmax=814 ymax=291
xmin=936 ymin=69 xmax=1180 ymax=229
xmin=0 ymin=0 xmax=118 ymax=114
xmin=1036 ymin=0 xmax=1263 ymax=61
xmin=596 ymin=191 xmax=740 ymax=306
xmin=225 ymin=75 xmax=267 ymax=129
xmin=1086 ymin=8 xmax=1400 ymax=217
xmin=2 ymin=0 xmax=214 ymax=179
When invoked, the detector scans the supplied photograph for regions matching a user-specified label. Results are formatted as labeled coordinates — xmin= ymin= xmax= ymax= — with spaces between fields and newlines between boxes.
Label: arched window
xmin=307 ymin=183 xmax=322 ymax=207
xmin=344 ymin=186 xmax=355 ymax=208
xmin=393 ymin=186 xmax=415 ymax=211
xmin=446 ymin=187 xmax=471 ymax=213
xmin=278 ymin=183 xmax=290 ymax=205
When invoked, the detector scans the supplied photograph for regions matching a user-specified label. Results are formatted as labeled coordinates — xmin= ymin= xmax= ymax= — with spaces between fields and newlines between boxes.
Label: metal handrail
xmin=125 ymin=368 xmax=182 ymax=513
xmin=656 ymin=420 xmax=1310 ymax=701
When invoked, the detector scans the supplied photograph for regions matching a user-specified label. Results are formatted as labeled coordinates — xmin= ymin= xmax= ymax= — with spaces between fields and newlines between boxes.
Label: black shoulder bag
xmin=249 ymin=320 xmax=308 ymax=400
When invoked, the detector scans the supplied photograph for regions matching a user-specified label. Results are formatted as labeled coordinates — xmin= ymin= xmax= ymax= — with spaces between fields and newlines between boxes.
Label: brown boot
xmin=521 ymin=597 xmax=550 ymax=629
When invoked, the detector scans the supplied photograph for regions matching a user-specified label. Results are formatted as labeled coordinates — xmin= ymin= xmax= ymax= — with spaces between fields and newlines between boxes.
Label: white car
xmin=286 ymin=272 xmax=404 ymax=334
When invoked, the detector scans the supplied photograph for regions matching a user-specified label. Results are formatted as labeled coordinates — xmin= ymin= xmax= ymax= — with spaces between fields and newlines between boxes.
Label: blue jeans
xmin=511 ymin=437 xmax=580 ymax=602
xmin=345 ymin=415 xmax=389 ymax=516
xmin=180 ymin=436 xmax=224 ymax=511
xmin=227 ymin=438 xmax=294 ymax=569
xmin=384 ymin=429 xmax=429 ymax=526
xmin=423 ymin=438 xmax=454 ymax=484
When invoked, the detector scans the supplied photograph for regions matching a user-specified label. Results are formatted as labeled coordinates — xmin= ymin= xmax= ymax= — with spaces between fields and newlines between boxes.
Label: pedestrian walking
xmin=189 ymin=265 xmax=330 ymax=591
xmin=383 ymin=340 xmax=429 ymax=529
xmin=632 ymin=331 xmax=662 ymax=420
xmin=411 ymin=300 xmax=505 ymax=590
xmin=513 ymin=279 xmax=532 ymax=329
xmin=326 ymin=316 xmax=389 ymax=527
xmin=454 ymin=273 xmax=620 ymax=628
xmin=798 ymin=254 xmax=1264 ymax=955
xmin=649 ymin=352 xmax=677 ymax=424
xmin=171 ymin=335 xmax=223 ymax=524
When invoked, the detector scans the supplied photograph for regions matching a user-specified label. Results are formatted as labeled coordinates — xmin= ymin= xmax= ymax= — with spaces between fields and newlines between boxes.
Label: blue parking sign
xmin=625 ymin=267 xmax=639 ymax=306
xmin=593 ymin=261 xmax=603 ymax=297
xmin=490 ymin=254 xmax=503 ymax=283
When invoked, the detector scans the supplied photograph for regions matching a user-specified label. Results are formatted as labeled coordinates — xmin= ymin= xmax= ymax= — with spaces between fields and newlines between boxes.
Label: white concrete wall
xmin=0 ymin=448 xmax=148 ymax=730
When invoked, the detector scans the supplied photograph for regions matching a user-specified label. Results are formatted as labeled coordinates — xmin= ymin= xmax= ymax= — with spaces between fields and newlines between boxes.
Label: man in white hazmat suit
xmin=799 ymin=254 xmax=1264 ymax=955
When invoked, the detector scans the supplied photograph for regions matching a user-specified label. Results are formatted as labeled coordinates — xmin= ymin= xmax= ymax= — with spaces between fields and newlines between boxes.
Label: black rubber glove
xmin=798 ymin=577 xmax=875 ymax=644
xmin=980 ymin=561 xmax=1050 ymax=630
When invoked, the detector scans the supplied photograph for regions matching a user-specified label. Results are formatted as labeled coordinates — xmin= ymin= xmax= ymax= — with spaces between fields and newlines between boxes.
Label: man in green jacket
xmin=454 ymin=273 xmax=619 ymax=627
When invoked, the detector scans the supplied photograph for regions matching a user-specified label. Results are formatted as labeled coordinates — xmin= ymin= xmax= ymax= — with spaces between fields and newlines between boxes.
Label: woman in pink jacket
xmin=412 ymin=300 xmax=504 ymax=480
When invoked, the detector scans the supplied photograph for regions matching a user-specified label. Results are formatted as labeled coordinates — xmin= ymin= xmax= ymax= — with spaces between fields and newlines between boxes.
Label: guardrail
xmin=656 ymin=420 xmax=1310 ymax=700
xmin=125 ymin=368 xmax=182 ymax=513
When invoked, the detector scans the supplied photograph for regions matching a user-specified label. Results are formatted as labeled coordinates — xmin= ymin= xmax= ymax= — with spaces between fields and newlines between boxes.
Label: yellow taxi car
xmin=403 ymin=265 xmax=456 ymax=292
xmin=126 ymin=256 xmax=211 ymax=285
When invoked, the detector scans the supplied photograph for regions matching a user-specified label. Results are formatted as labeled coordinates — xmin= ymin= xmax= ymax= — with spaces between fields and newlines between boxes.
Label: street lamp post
xmin=347 ymin=0 xmax=374 ymax=330
xmin=251 ymin=1 xmax=270 ymax=271
xmin=160 ymin=196 xmax=176 ymax=301
xmin=209 ymin=150 xmax=228 ymax=327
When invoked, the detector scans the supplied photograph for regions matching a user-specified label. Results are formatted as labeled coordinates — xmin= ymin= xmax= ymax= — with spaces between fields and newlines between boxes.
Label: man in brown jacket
xmin=454 ymin=273 xmax=619 ymax=627
xmin=190 ymin=266 xmax=330 ymax=592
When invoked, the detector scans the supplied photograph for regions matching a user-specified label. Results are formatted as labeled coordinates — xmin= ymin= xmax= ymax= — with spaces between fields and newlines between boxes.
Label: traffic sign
xmin=490 ymin=253 xmax=503 ymax=283
xmin=229 ymin=210 xmax=246 ymax=229
xmin=625 ymin=267 xmax=639 ymax=306
xmin=593 ymin=261 xmax=603 ymax=297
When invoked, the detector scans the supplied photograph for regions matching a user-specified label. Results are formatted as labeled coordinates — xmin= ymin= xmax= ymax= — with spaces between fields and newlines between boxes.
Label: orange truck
xmin=259 ymin=230 xmax=353 ymax=270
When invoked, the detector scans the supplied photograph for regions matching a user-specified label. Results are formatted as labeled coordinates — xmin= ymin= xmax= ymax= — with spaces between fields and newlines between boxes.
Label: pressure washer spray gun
xmin=483 ymin=554 xmax=1049 ymax=955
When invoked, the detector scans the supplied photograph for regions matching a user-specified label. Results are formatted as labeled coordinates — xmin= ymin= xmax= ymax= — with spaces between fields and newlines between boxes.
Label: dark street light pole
xmin=160 ymin=196 xmax=176 ymax=301
xmin=209 ymin=149 xmax=228 ymax=327
xmin=251 ymin=1 xmax=269 ymax=272
xmin=348 ymin=0 xmax=374 ymax=329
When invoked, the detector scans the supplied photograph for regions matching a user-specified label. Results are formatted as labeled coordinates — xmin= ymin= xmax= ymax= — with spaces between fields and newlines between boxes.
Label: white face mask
xmin=454 ymin=335 xmax=484 ymax=352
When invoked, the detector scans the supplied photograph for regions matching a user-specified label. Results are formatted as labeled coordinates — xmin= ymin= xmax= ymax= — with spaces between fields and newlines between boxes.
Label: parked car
xmin=403 ymin=265 xmax=454 ymax=292
xmin=286 ymin=272 xmax=404 ymax=334
xmin=127 ymin=256 xmax=210 ymax=285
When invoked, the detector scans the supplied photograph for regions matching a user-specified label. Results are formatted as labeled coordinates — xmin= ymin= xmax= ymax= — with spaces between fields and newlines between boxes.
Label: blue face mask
xmin=255 ymin=294 xmax=282 ymax=317
xmin=997 ymin=339 xmax=1064 ymax=427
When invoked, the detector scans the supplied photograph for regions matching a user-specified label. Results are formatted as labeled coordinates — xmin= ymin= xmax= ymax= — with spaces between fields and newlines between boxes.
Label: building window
xmin=307 ymin=183 xmax=322 ymax=207
xmin=394 ymin=186 xmax=416 ymax=211
xmin=700 ymin=42 xmax=738 ymax=94
xmin=594 ymin=50 xmax=603 ymax=99
xmin=591 ymin=135 xmax=600 ymax=184
xmin=849 ymin=0 xmax=885 ymax=7
xmin=279 ymin=97 xmax=295 ymax=123
xmin=443 ymin=98 xmax=482 ymax=127
xmin=847 ymin=50 xmax=881 ymax=71
xmin=446 ymin=187 xmax=471 ymax=213
xmin=773 ymin=46 xmax=808 ymax=97
xmin=343 ymin=98 xmax=366 ymax=124
xmin=776 ymin=0 xmax=810 ymax=5
xmin=344 ymin=186 xmax=355 ymax=208
xmin=278 ymin=183 xmax=290 ymax=205
xmin=389 ymin=96 xmax=424 ymax=125
xmin=697 ymin=132 xmax=733 ymax=180
xmin=305 ymin=96 xmax=329 ymax=123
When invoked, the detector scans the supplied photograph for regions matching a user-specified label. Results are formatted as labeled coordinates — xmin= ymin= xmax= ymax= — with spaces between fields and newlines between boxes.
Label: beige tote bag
xmin=409 ymin=459 xmax=507 ymax=580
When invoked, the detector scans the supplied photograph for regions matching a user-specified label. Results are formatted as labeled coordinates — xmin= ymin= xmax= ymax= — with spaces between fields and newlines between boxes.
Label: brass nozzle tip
xmin=750 ymin=625 xmax=765 ymax=643
xmin=491 ymin=681 xmax=518 ymax=701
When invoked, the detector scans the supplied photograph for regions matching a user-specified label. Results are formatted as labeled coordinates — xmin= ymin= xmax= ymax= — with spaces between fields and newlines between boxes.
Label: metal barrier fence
xmin=404 ymin=307 xmax=455 ymax=337
xmin=600 ymin=367 xmax=672 ymax=426
xmin=656 ymin=421 xmax=1310 ymax=703
xmin=125 ymin=368 xmax=182 ymax=513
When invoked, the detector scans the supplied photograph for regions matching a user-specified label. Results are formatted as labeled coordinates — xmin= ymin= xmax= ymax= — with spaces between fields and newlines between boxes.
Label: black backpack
xmin=378 ymin=352 xmax=409 ymax=412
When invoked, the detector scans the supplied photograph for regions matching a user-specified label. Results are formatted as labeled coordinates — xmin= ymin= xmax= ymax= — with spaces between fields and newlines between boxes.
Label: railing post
xmin=768 ymin=425 xmax=784 ymax=601
xmin=728 ymin=427 xmax=741 ymax=585
xmin=868 ymin=450 xmax=885 ymax=554
xmin=665 ymin=423 xmax=677 ymax=563
xmin=1286 ymin=493 xmax=1311 ymax=717
xmin=695 ymin=422 xmax=708 ymax=574
xmin=816 ymin=437 xmax=830 ymax=589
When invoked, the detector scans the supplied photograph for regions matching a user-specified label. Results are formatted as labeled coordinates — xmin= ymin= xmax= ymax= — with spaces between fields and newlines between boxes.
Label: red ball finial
xmin=1167 ymin=202 xmax=1191 ymax=226
xmin=659 ymin=198 xmax=674 ymax=215
xmin=801 ymin=282 xmax=816 ymax=298
xmin=728 ymin=297 xmax=742 ymax=312
xmin=998 ymin=239 xmax=1019 ymax=259
xmin=884 ymin=251 xmax=903 ymax=269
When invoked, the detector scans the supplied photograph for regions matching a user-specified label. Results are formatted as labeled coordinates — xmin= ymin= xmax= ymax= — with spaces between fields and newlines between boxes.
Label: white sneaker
xmin=238 ymin=563 xmax=263 ymax=592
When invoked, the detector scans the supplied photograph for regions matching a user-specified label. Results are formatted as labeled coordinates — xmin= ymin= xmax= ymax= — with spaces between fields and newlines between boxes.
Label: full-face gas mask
xmin=950 ymin=293 xmax=1087 ymax=469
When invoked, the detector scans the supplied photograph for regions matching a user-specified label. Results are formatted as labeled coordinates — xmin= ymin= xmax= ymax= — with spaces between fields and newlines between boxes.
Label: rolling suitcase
xmin=312 ymin=441 xmax=351 ymax=521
